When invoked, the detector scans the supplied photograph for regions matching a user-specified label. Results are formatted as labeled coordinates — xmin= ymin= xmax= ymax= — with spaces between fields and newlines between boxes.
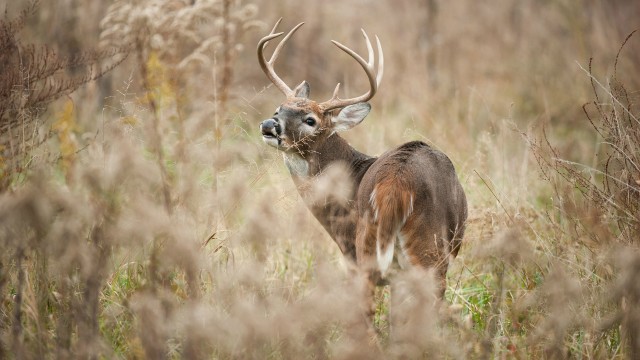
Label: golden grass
xmin=0 ymin=0 xmax=639 ymax=358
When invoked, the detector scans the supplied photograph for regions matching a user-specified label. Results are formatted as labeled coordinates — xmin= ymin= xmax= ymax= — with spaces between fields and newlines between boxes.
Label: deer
xmin=258 ymin=19 xmax=468 ymax=327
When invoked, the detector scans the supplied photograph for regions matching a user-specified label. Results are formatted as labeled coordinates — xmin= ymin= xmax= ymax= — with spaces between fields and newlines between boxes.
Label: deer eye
xmin=305 ymin=117 xmax=316 ymax=126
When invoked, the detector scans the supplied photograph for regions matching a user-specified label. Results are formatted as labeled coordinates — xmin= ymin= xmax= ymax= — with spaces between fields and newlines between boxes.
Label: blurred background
xmin=1 ymin=0 xmax=639 ymax=358
xmin=3 ymin=0 xmax=638 ymax=175
xmin=5 ymin=0 xmax=638 ymax=136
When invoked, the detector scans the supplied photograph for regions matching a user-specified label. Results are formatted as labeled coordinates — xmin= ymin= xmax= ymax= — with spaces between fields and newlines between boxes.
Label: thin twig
xmin=474 ymin=170 xmax=515 ymax=224
xmin=575 ymin=61 xmax=640 ymax=126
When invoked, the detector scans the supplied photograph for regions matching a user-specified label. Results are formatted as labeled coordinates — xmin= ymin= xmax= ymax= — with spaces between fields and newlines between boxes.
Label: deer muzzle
xmin=260 ymin=118 xmax=282 ymax=146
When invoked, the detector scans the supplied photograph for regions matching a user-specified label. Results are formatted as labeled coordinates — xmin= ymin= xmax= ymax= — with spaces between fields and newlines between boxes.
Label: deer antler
xmin=319 ymin=29 xmax=384 ymax=112
xmin=257 ymin=18 xmax=304 ymax=98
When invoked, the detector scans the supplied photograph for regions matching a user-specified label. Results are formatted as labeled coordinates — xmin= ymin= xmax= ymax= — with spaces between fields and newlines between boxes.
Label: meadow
xmin=0 ymin=0 xmax=639 ymax=358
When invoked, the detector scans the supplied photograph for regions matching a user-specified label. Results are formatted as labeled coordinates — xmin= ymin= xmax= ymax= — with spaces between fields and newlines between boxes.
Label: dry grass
xmin=0 ymin=0 xmax=639 ymax=358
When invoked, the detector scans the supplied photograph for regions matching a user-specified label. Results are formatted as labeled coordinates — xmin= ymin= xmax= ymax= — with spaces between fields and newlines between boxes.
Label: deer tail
xmin=369 ymin=176 xmax=414 ymax=277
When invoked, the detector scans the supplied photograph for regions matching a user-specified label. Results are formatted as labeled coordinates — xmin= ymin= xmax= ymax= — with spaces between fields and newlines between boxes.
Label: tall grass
xmin=0 ymin=0 xmax=639 ymax=358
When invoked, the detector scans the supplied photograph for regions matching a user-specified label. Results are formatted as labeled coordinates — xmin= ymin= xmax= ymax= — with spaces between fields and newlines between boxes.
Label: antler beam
xmin=257 ymin=19 xmax=384 ymax=110
xmin=319 ymin=29 xmax=384 ymax=111
xmin=257 ymin=18 xmax=304 ymax=98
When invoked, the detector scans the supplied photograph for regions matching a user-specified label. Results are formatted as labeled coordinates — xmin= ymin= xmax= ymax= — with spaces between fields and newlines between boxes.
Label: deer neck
xmin=284 ymin=133 xmax=375 ymax=259
xmin=284 ymin=133 xmax=373 ymax=183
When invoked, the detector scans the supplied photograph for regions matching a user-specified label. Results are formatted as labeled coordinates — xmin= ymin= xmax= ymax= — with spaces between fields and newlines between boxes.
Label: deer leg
xmin=365 ymin=271 xmax=378 ymax=326
xmin=399 ymin=219 xmax=451 ymax=299
xmin=363 ymin=269 xmax=390 ymax=350
xmin=355 ymin=214 xmax=384 ymax=341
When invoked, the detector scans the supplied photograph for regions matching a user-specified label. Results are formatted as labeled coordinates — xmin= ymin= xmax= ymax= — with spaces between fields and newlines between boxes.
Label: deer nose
xmin=260 ymin=119 xmax=281 ymax=136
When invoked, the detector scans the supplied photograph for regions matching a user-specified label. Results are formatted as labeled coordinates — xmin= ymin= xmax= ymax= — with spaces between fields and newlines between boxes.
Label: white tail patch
xmin=376 ymin=240 xmax=394 ymax=277
xmin=405 ymin=194 xmax=414 ymax=222
xmin=369 ymin=187 xmax=379 ymax=221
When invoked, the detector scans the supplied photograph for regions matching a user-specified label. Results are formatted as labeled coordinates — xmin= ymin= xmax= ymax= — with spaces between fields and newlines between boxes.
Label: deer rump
xmin=355 ymin=141 xmax=467 ymax=283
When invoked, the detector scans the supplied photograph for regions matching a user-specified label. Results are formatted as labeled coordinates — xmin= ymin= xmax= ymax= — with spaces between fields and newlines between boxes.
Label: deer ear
xmin=332 ymin=103 xmax=371 ymax=131
xmin=293 ymin=81 xmax=310 ymax=98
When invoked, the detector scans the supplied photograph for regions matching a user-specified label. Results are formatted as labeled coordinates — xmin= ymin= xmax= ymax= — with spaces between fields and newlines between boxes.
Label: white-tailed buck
xmin=258 ymin=19 xmax=467 ymax=321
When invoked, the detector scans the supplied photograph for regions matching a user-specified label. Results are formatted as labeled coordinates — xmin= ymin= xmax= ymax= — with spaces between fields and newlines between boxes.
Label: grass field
xmin=1 ymin=0 xmax=639 ymax=358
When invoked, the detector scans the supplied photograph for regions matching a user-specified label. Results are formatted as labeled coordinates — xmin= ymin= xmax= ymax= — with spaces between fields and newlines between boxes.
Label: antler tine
xmin=269 ymin=17 xmax=283 ymax=35
xmin=375 ymin=35 xmax=384 ymax=88
xmin=257 ymin=19 xmax=305 ymax=97
xmin=270 ymin=22 xmax=304 ymax=64
xmin=332 ymin=83 xmax=341 ymax=99
xmin=319 ymin=29 xmax=384 ymax=112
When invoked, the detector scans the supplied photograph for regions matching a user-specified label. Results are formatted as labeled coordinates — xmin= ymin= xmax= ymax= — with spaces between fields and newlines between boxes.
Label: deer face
xmin=260 ymin=82 xmax=371 ymax=157
xmin=260 ymin=82 xmax=324 ymax=155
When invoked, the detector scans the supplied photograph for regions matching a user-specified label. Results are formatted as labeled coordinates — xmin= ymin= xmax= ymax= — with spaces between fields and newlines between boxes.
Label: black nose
xmin=260 ymin=119 xmax=280 ymax=136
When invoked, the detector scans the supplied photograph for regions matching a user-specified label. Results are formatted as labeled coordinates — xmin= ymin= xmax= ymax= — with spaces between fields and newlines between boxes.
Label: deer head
xmin=258 ymin=19 xmax=384 ymax=157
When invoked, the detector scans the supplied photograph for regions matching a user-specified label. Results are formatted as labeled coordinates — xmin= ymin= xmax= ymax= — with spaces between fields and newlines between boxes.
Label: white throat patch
xmin=283 ymin=153 xmax=309 ymax=177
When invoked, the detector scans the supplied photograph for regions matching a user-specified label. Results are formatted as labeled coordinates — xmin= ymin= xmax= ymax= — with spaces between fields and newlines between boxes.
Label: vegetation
xmin=0 ymin=0 xmax=638 ymax=358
